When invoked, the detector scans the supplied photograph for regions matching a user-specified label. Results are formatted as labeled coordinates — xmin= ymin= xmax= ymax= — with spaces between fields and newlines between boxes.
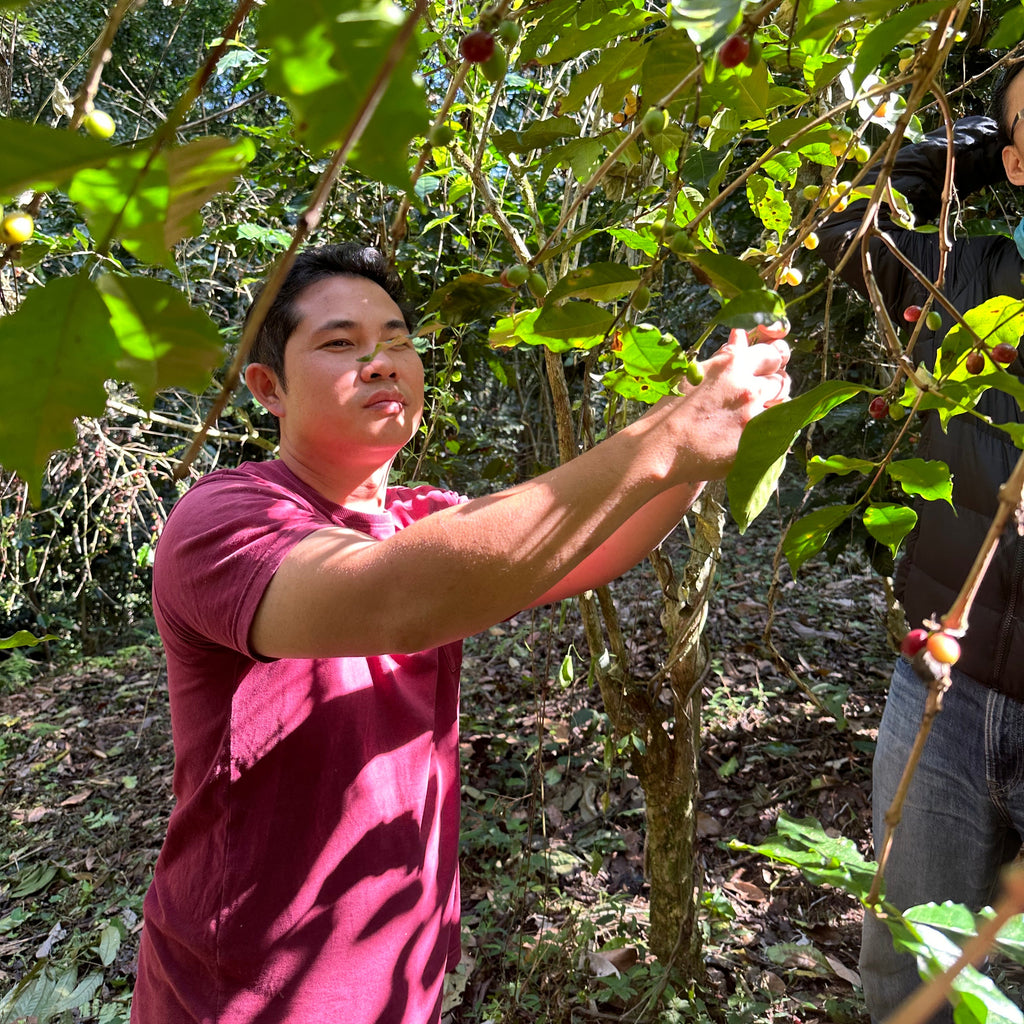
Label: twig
xmin=884 ymin=863 xmax=1024 ymax=1024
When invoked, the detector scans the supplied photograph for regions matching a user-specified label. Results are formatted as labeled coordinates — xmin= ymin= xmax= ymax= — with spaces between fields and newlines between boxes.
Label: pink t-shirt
xmin=132 ymin=460 xmax=465 ymax=1024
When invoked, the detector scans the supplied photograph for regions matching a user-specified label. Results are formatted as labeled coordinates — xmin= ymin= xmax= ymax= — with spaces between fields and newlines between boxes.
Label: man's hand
xmin=646 ymin=325 xmax=792 ymax=481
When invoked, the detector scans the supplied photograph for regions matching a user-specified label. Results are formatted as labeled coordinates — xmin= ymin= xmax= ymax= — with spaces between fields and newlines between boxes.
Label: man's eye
xmin=326 ymin=338 xmax=352 ymax=348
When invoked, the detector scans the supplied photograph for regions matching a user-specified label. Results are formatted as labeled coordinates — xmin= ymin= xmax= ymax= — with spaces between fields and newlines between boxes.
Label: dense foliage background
xmin=3 ymin=0 xmax=1024 ymax=1019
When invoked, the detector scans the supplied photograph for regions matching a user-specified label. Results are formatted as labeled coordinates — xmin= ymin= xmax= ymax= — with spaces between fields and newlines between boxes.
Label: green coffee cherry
xmin=527 ymin=272 xmax=548 ymax=298
xmin=925 ymin=310 xmax=942 ymax=332
xmin=428 ymin=124 xmax=455 ymax=147
xmin=685 ymin=360 xmax=704 ymax=386
xmin=495 ymin=20 xmax=520 ymax=45
xmin=633 ymin=285 xmax=651 ymax=310
xmin=481 ymin=47 xmax=507 ymax=84
xmin=641 ymin=107 xmax=669 ymax=139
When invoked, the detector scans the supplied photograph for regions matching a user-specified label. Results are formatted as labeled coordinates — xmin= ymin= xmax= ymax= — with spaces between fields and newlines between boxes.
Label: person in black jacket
xmin=817 ymin=60 xmax=1024 ymax=1023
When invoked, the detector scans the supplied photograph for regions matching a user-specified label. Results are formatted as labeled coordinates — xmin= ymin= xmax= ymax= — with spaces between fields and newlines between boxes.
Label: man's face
xmin=266 ymin=274 xmax=425 ymax=464
xmin=1003 ymin=69 xmax=1024 ymax=187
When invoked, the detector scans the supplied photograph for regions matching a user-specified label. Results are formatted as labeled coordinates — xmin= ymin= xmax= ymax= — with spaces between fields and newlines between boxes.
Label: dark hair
xmin=245 ymin=243 xmax=414 ymax=386
xmin=989 ymin=58 xmax=1024 ymax=143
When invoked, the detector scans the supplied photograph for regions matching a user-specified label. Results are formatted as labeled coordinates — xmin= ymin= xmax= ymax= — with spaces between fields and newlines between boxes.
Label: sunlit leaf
xmin=730 ymin=813 xmax=878 ymax=895
xmin=747 ymin=173 xmax=791 ymax=237
xmin=863 ymin=503 xmax=917 ymax=556
xmin=260 ymin=0 xmax=428 ymax=187
xmin=806 ymin=454 xmax=877 ymax=486
xmin=164 ymin=136 xmax=257 ymax=245
xmin=892 ymin=922 xmax=1024 ymax=1024
xmin=96 ymin=275 xmax=226 ymax=407
xmin=0 ymin=631 xmax=61 ymax=649
xmin=782 ymin=504 xmax=856 ymax=574
xmin=0 ymin=117 xmax=115 ymax=197
xmin=728 ymin=381 xmax=865 ymax=531
xmin=0 ymin=274 xmax=120 ymax=502
xmin=546 ymin=263 xmax=641 ymax=303
xmin=886 ymin=459 xmax=953 ymax=505
xmin=489 ymin=308 xmax=601 ymax=353
xmin=611 ymin=324 xmax=690 ymax=382
xmin=666 ymin=0 xmax=740 ymax=46
xmin=852 ymin=2 xmax=949 ymax=88
xmin=68 ymin=150 xmax=172 ymax=267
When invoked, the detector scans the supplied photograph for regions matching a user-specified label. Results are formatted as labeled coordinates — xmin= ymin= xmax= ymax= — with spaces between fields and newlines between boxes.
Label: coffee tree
xmin=3 ymin=0 xmax=1024 ymax=1015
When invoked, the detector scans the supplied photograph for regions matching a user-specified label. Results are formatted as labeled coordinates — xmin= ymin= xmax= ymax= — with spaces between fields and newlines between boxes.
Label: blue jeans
xmin=861 ymin=657 xmax=1024 ymax=1022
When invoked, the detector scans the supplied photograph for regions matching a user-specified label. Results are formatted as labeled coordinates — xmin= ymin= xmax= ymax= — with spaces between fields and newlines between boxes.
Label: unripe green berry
xmin=82 ymin=108 xmax=116 ymax=139
xmin=494 ymin=20 xmax=520 ymax=45
xmin=632 ymin=285 xmax=651 ymax=310
xmin=481 ymin=46 xmax=507 ymax=84
xmin=428 ymin=124 xmax=455 ymax=147
xmin=925 ymin=310 xmax=942 ymax=332
xmin=641 ymin=107 xmax=669 ymax=139
xmin=527 ymin=272 xmax=548 ymax=298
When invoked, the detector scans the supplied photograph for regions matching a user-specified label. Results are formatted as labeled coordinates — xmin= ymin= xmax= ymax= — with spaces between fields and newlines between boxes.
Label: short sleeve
xmin=153 ymin=471 xmax=330 ymax=658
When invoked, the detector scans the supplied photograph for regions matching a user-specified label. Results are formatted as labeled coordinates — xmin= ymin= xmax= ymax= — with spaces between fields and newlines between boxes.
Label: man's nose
xmin=360 ymin=348 xmax=398 ymax=380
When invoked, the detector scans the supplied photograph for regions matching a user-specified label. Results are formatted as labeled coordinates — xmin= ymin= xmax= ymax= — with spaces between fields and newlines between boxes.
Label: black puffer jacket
xmin=818 ymin=116 xmax=1024 ymax=698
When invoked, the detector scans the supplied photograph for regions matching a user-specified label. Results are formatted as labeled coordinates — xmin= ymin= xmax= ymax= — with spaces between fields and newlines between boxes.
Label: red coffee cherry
xmin=868 ymin=396 xmax=889 ymax=420
xmin=718 ymin=34 xmax=750 ymax=68
xmin=459 ymin=30 xmax=495 ymax=64
xmin=965 ymin=351 xmax=985 ymax=375
xmin=900 ymin=628 xmax=929 ymax=657
xmin=992 ymin=343 xmax=1017 ymax=365
xmin=903 ymin=305 xmax=922 ymax=323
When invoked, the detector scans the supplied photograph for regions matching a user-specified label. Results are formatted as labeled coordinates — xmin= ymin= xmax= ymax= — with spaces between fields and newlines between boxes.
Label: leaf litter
xmin=0 ymin=512 xmax=894 ymax=1022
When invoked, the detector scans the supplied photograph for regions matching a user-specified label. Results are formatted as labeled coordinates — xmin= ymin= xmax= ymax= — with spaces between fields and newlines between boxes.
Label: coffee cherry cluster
xmin=901 ymin=627 xmax=961 ymax=682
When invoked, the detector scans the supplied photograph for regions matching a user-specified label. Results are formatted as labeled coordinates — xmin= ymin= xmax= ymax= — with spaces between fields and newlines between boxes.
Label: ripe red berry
xmin=903 ymin=305 xmax=922 ymax=323
xmin=965 ymin=350 xmax=985 ymax=375
xmin=992 ymin=343 xmax=1017 ymax=365
xmin=718 ymin=34 xmax=750 ymax=68
xmin=926 ymin=631 xmax=961 ymax=665
xmin=900 ymin=629 xmax=929 ymax=657
xmin=868 ymin=396 xmax=889 ymax=420
xmin=459 ymin=29 xmax=495 ymax=64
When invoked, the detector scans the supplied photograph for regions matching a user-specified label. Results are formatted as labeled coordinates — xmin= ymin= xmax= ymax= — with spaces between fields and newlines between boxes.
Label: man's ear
xmin=244 ymin=363 xmax=285 ymax=417
xmin=1003 ymin=143 xmax=1024 ymax=187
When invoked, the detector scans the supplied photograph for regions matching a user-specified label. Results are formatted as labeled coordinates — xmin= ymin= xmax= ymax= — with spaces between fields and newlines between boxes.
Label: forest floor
xmin=0 ymin=504 xmax=899 ymax=1023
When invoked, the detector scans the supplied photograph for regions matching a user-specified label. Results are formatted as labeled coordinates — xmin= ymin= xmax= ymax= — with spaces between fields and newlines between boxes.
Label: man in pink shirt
xmin=131 ymin=243 xmax=791 ymax=1023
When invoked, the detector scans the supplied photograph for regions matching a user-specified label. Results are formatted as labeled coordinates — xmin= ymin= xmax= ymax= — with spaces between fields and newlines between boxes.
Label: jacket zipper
xmin=993 ymin=536 xmax=1024 ymax=684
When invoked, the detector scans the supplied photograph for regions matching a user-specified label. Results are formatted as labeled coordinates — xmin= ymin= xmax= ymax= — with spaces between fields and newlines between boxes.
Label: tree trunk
xmin=578 ymin=484 xmax=725 ymax=974
xmin=541 ymin=348 xmax=726 ymax=981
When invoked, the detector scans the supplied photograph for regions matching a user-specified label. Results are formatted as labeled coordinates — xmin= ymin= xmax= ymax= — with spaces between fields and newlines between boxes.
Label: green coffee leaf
xmin=782 ymin=504 xmax=856 ymax=574
xmin=886 ymin=458 xmax=953 ymax=505
xmin=728 ymin=381 xmax=865 ymax=531
xmin=0 ymin=631 xmax=60 ymax=649
xmin=863 ymin=503 xmax=917 ymax=556
xmin=730 ymin=812 xmax=878 ymax=895
xmin=806 ymin=454 xmax=877 ymax=486
xmin=0 ymin=117 xmax=115 ymax=197
xmin=0 ymin=274 xmax=120 ymax=502
xmin=96 ymin=275 xmax=226 ymax=407
xmin=545 ymin=263 xmax=641 ymax=304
